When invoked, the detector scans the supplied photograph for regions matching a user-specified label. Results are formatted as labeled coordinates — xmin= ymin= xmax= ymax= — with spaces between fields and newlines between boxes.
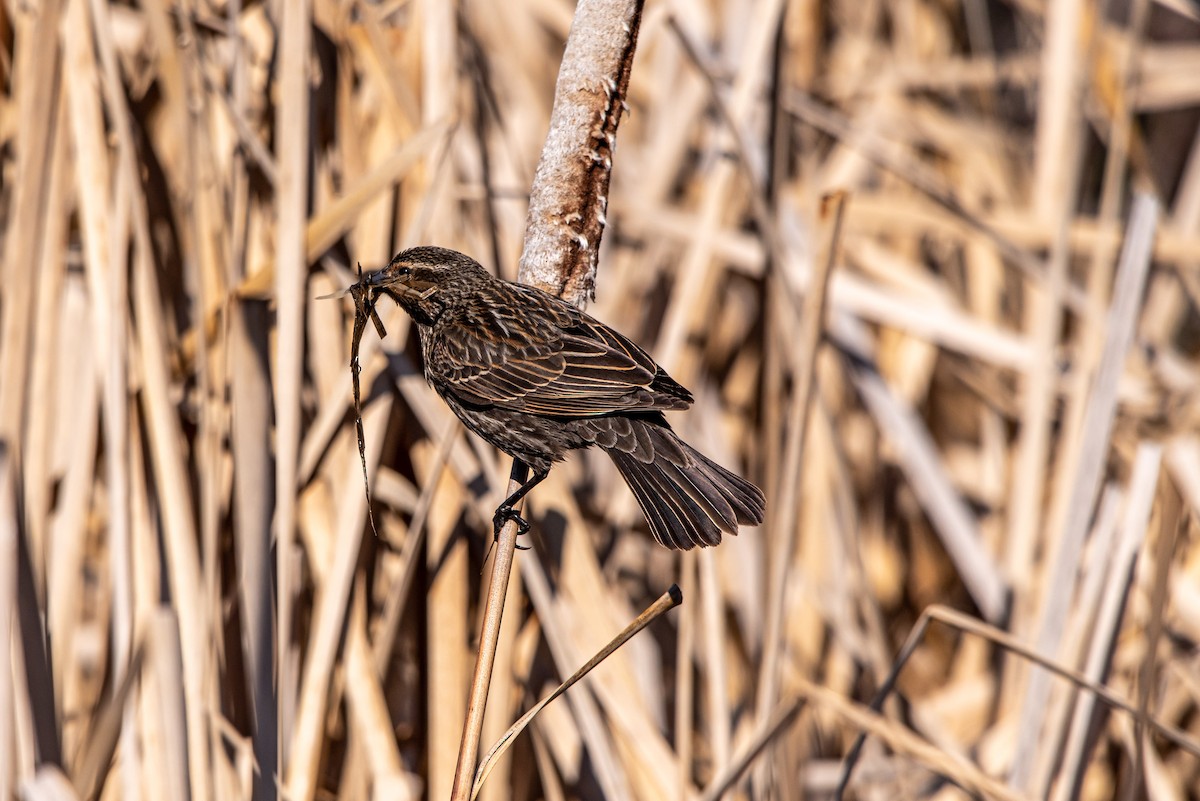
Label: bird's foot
xmin=492 ymin=504 xmax=531 ymax=549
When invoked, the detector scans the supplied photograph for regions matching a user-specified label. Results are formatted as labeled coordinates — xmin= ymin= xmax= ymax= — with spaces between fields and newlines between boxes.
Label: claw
xmin=488 ymin=467 xmax=548 ymax=548
xmin=493 ymin=504 xmax=531 ymax=544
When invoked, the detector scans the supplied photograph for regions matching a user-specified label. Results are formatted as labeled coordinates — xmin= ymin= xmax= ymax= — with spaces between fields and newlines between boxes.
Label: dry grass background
xmin=2 ymin=0 xmax=1200 ymax=799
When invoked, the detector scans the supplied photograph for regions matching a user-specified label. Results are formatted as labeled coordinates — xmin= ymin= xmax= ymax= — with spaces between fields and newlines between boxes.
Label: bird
xmin=362 ymin=246 xmax=765 ymax=550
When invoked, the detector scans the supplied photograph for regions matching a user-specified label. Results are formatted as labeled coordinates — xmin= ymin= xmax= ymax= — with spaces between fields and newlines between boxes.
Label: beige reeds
xmin=836 ymin=603 xmax=1200 ymax=795
xmin=273 ymin=3 xmax=311 ymax=793
xmin=4 ymin=1 xmax=1200 ymax=799
xmin=0 ymin=447 xmax=15 ymax=797
xmin=1013 ymin=192 xmax=1160 ymax=791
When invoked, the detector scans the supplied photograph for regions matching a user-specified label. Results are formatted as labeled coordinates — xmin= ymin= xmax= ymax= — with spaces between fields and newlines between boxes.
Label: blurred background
xmin=2 ymin=0 xmax=1200 ymax=799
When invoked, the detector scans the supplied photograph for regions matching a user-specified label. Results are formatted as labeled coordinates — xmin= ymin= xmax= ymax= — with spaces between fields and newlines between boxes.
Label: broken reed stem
xmin=449 ymin=1 xmax=645 ymax=797
xmin=471 ymin=584 xmax=683 ymax=798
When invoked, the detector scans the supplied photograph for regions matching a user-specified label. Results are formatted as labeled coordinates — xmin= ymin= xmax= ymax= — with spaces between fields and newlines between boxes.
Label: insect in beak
xmin=348 ymin=262 xmax=387 ymax=340
xmin=346 ymin=261 xmax=387 ymax=537
xmin=317 ymin=264 xmax=389 ymax=341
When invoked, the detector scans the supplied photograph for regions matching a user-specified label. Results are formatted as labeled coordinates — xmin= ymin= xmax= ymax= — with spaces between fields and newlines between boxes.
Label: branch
xmin=449 ymin=2 xmax=645 ymax=799
xmin=517 ymin=0 xmax=644 ymax=303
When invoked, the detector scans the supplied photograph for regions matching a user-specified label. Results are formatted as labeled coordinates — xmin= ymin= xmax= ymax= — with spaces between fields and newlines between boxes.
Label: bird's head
xmin=372 ymin=246 xmax=488 ymax=325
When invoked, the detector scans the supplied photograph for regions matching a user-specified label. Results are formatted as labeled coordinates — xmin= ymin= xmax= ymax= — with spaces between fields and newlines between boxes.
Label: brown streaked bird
xmin=367 ymin=246 xmax=765 ymax=550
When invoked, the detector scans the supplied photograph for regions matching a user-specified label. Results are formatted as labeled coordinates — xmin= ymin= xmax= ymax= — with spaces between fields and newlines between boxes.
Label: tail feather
xmin=608 ymin=449 xmax=722 ymax=548
xmin=657 ymin=457 xmax=739 ymax=532
xmin=689 ymin=449 xmax=766 ymax=525
xmin=603 ymin=421 xmax=766 ymax=550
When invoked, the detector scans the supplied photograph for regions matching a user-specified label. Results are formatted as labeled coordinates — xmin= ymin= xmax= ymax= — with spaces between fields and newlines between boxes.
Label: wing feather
xmin=427 ymin=286 xmax=691 ymax=416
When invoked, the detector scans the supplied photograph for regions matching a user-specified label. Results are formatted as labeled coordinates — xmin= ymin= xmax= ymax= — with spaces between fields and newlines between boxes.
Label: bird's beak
xmin=372 ymin=268 xmax=440 ymax=303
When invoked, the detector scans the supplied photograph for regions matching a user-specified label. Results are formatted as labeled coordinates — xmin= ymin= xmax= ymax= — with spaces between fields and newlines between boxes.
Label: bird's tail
xmin=603 ymin=421 xmax=765 ymax=550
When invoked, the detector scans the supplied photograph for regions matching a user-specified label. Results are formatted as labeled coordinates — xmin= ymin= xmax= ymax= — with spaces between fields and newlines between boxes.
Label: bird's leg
xmin=493 ymin=467 xmax=549 ymax=545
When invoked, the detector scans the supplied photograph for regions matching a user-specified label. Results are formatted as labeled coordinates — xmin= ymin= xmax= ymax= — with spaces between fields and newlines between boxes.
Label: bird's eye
xmin=397 ymin=266 xmax=412 ymax=278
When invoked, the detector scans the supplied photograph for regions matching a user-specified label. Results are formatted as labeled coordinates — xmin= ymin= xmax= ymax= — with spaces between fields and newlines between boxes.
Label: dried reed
xmin=1 ymin=1 xmax=1199 ymax=800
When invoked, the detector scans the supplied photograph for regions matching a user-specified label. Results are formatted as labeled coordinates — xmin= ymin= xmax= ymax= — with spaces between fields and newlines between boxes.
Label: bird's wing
xmin=428 ymin=290 xmax=691 ymax=416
